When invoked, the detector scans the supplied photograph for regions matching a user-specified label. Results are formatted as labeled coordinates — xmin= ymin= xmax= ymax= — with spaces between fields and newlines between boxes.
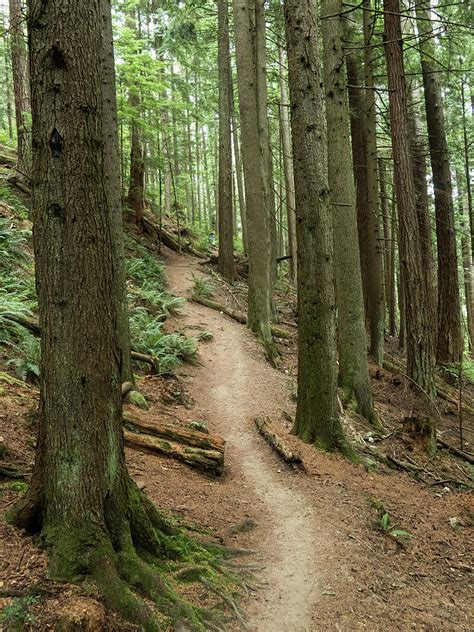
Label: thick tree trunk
xmin=363 ymin=0 xmax=385 ymax=365
xmin=457 ymin=171 xmax=474 ymax=354
xmin=416 ymin=0 xmax=462 ymax=365
xmin=284 ymin=0 xmax=350 ymax=453
xmin=10 ymin=4 xmax=186 ymax=628
xmin=217 ymin=0 xmax=236 ymax=280
xmin=278 ymin=45 xmax=297 ymax=285
xmin=233 ymin=0 xmax=274 ymax=352
xmin=322 ymin=0 xmax=376 ymax=424
xmin=230 ymin=77 xmax=248 ymax=255
xmin=8 ymin=0 xmax=30 ymax=176
xmin=383 ymin=0 xmax=435 ymax=395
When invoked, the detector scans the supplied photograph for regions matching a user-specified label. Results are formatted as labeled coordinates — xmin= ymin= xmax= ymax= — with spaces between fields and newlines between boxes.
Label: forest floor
xmin=1 ymin=245 xmax=473 ymax=631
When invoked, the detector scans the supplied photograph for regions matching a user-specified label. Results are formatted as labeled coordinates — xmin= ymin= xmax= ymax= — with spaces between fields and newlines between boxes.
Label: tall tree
xmin=363 ymin=0 xmax=385 ymax=365
xmin=8 ymin=0 xmax=30 ymax=175
xmin=278 ymin=45 xmax=297 ymax=284
xmin=383 ymin=0 xmax=435 ymax=394
xmin=415 ymin=0 xmax=462 ymax=365
xmin=10 ymin=2 xmax=186 ymax=626
xmin=284 ymin=0 xmax=350 ymax=453
xmin=217 ymin=0 xmax=235 ymax=280
xmin=321 ymin=0 xmax=376 ymax=424
xmin=233 ymin=0 xmax=275 ymax=353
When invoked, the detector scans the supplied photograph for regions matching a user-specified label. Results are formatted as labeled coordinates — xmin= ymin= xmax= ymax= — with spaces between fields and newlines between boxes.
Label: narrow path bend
xmin=166 ymin=254 xmax=324 ymax=632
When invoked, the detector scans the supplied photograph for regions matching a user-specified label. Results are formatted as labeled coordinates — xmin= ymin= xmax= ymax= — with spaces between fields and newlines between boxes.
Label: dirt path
xmin=166 ymin=254 xmax=325 ymax=631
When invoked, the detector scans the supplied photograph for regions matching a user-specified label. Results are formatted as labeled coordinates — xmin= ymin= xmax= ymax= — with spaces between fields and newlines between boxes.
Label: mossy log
xmin=254 ymin=417 xmax=304 ymax=469
xmin=437 ymin=438 xmax=474 ymax=465
xmin=123 ymin=430 xmax=224 ymax=476
xmin=0 ymin=146 xmax=17 ymax=167
xmin=124 ymin=414 xmax=225 ymax=454
xmin=192 ymin=295 xmax=290 ymax=339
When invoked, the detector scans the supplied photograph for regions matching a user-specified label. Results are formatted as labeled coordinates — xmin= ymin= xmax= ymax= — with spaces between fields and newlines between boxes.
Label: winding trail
xmin=166 ymin=254 xmax=323 ymax=631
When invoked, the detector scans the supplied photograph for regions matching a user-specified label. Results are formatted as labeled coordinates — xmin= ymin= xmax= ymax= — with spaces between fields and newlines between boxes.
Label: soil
xmin=1 ymin=249 xmax=473 ymax=631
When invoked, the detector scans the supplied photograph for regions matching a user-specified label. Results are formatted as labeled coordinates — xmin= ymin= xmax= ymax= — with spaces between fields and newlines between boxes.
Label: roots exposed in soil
xmin=7 ymin=478 xmax=242 ymax=631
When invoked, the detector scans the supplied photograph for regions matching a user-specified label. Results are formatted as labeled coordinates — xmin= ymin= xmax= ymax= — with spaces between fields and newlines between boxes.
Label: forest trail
xmin=166 ymin=253 xmax=324 ymax=631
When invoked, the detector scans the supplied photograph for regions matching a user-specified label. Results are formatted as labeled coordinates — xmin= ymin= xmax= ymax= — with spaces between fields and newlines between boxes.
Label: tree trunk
xmin=217 ymin=0 xmax=236 ymax=280
xmin=461 ymin=80 xmax=473 ymax=259
xmin=230 ymin=77 xmax=248 ymax=254
xmin=10 ymin=3 xmax=188 ymax=628
xmin=232 ymin=0 xmax=274 ymax=352
xmin=363 ymin=0 xmax=385 ymax=365
xmin=322 ymin=0 xmax=376 ymax=424
xmin=346 ymin=54 xmax=370 ymax=321
xmin=383 ymin=0 xmax=435 ymax=395
xmin=457 ymin=171 xmax=474 ymax=354
xmin=284 ymin=0 xmax=350 ymax=453
xmin=254 ymin=0 xmax=278 ymax=284
xmin=8 ymin=0 xmax=30 ymax=176
xmin=416 ymin=0 xmax=462 ymax=365
xmin=278 ymin=45 xmax=297 ymax=284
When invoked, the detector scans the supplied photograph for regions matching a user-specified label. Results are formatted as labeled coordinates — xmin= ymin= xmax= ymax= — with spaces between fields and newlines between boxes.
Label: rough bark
xmin=284 ymin=0 xmax=350 ymax=453
xmin=416 ymin=0 xmax=462 ymax=365
xmin=363 ymin=0 xmax=385 ymax=365
xmin=9 ymin=4 xmax=193 ymax=628
xmin=233 ymin=0 xmax=275 ymax=353
xmin=8 ymin=0 xmax=31 ymax=176
xmin=278 ymin=45 xmax=297 ymax=285
xmin=322 ymin=0 xmax=376 ymax=424
xmin=457 ymin=171 xmax=474 ymax=354
xmin=383 ymin=0 xmax=435 ymax=395
xmin=217 ymin=0 xmax=236 ymax=281
xmin=230 ymin=78 xmax=248 ymax=255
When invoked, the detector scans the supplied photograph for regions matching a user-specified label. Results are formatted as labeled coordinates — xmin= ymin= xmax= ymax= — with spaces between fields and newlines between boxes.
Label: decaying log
xmin=141 ymin=214 xmax=205 ymax=258
xmin=254 ymin=417 xmax=303 ymax=469
xmin=437 ymin=438 xmax=474 ymax=465
xmin=192 ymin=295 xmax=291 ymax=339
xmin=0 ymin=144 xmax=17 ymax=167
xmin=123 ymin=430 xmax=223 ymax=475
xmin=124 ymin=414 xmax=225 ymax=453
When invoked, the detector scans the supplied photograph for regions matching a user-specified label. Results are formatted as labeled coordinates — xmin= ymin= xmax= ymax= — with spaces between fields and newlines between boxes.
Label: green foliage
xmin=0 ymin=188 xmax=29 ymax=219
xmin=130 ymin=309 xmax=197 ymax=374
xmin=126 ymin=251 xmax=166 ymax=288
xmin=196 ymin=329 xmax=213 ymax=342
xmin=191 ymin=274 xmax=215 ymax=299
xmin=0 ymin=596 xmax=39 ymax=627
xmin=368 ymin=498 xmax=414 ymax=544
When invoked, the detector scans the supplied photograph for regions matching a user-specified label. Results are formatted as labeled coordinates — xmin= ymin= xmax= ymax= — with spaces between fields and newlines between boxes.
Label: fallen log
xmin=124 ymin=414 xmax=225 ymax=453
xmin=0 ymin=144 xmax=17 ymax=167
xmin=437 ymin=438 xmax=474 ymax=465
xmin=254 ymin=417 xmax=303 ymax=469
xmin=123 ymin=429 xmax=223 ymax=476
xmin=192 ymin=294 xmax=291 ymax=339
xmin=122 ymin=382 xmax=134 ymax=397
xmin=141 ymin=214 xmax=205 ymax=258
xmin=130 ymin=350 xmax=160 ymax=374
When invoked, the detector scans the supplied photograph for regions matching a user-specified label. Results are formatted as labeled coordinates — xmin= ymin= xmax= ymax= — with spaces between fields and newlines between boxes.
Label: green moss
xmin=128 ymin=390 xmax=149 ymax=410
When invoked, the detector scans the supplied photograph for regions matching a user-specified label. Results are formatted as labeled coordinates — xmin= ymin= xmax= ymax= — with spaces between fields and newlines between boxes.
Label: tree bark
xmin=383 ymin=0 xmax=435 ymax=395
xmin=457 ymin=171 xmax=474 ymax=354
xmin=232 ymin=0 xmax=275 ymax=353
xmin=230 ymin=77 xmax=248 ymax=255
xmin=8 ymin=0 xmax=31 ymax=176
xmin=416 ymin=0 xmax=462 ymax=365
xmin=284 ymin=0 xmax=350 ymax=453
xmin=322 ymin=0 xmax=376 ymax=424
xmin=278 ymin=45 xmax=297 ymax=285
xmin=363 ymin=0 xmax=385 ymax=365
xmin=217 ymin=0 xmax=236 ymax=280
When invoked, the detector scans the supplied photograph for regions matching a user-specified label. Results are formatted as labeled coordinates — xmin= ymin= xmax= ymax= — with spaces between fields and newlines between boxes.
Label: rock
xmin=127 ymin=390 xmax=148 ymax=410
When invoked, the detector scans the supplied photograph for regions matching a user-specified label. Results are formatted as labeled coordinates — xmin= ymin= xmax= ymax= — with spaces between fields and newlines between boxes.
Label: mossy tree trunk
xmin=383 ymin=0 xmax=435 ymax=396
xmin=217 ymin=0 xmax=236 ymax=281
xmin=321 ymin=0 xmax=376 ymax=425
xmin=284 ymin=0 xmax=350 ymax=453
xmin=232 ymin=0 xmax=274 ymax=350
xmin=10 ymin=2 xmax=183 ymax=628
xmin=8 ymin=0 xmax=31 ymax=176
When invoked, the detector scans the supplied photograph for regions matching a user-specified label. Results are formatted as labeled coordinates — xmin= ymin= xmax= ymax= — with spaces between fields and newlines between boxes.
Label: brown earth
xmin=0 ymin=250 xmax=473 ymax=631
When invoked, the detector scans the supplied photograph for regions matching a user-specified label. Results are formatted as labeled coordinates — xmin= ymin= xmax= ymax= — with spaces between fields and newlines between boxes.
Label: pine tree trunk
xmin=363 ymin=0 xmax=385 ymax=365
xmin=8 ymin=0 xmax=31 ymax=175
xmin=230 ymin=77 xmax=248 ymax=254
xmin=322 ymin=0 xmax=376 ymax=424
xmin=284 ymin=0 xmax=349 ymax=453
xmin=416 ymin=0 xmax=462 ymax=365
xmin=233 ymin=0 xmax=274 ymax=350
xmin=457 ymin=171 xmax=474 ymax=355
xmin=383 ymin=0 xmax=435 ymax=394
xmin=278 ymin=45 xmax=297 ymax=284
xmin=217 ymin=0 xmax=236 ymax=280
